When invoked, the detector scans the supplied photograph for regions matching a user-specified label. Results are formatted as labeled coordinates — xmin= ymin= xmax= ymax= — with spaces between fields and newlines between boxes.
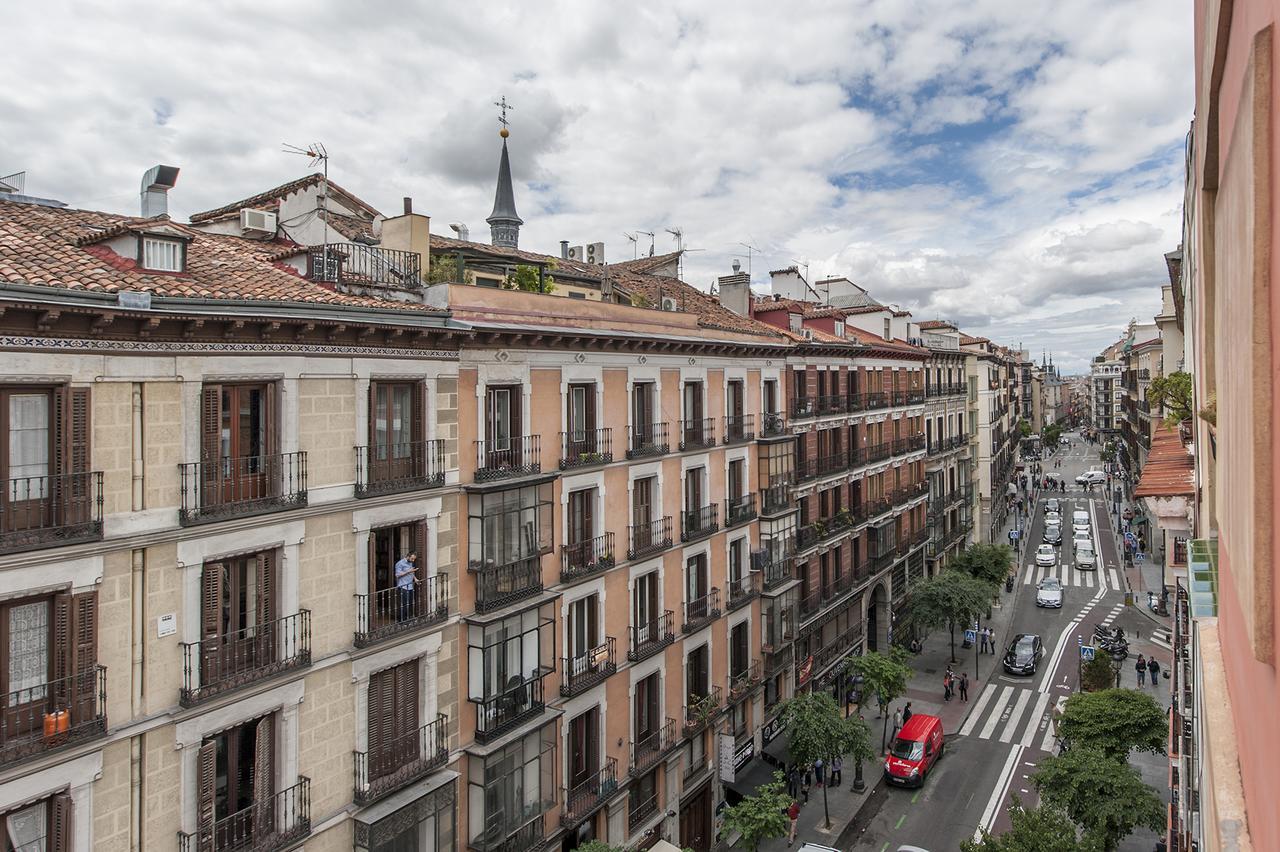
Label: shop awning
xmin=723 ymin=756 xmax=785 ymax=802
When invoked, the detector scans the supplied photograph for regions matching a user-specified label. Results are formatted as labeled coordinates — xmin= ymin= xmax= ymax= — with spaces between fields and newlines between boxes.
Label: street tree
xmin=780 ymin=691 xmax=871 ymax=829
xmin=1057 ymin=688 xmax=1167 ymax=759
xmin=953 ymin=543 xmax=1014 ymax=588
xmin=900 ymin=568 xmax=995 ymax=662
xmin=1033 ymin=749 xmax=1164 ymax=850
xmin=1080 ymin=655 xmax=1119 ymax=692
xmin=962 ymin=798 xmax=1100 ymax=852
xmin=850 ymin=647 xmax=913 ymax=752
xmin=572 ymin=842 xmax=625 ymax=852
xmin=1043 ymin=423 xmax=1064 ymax=448
xmin=720 ymin=772 xmax=791 ymax=852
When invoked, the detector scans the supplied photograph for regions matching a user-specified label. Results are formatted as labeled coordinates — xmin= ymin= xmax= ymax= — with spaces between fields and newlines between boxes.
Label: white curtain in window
xmin=8 ymin=394 xmax=49 ymax=499
xmin=8 ymin=601 xmax=49 ymax=701
xmin=6 ymin=800 xmax=47 ymax=852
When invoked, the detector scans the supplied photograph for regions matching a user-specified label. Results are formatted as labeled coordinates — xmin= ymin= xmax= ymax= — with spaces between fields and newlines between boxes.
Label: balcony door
xmin=632 ymin=383 xmax=654 ymax=439
xmin=633 ymin=572 xmax=658 ymax=644
xmin=484 ymin=385 xmax=521 ymax=458
xmin=568 ymin=595 xmax=599 ymax=674
xmin=730 ymin=622 xmax=749 ymax=681
xmin=726 ymin=380 xmax=744 ymax=424
xmin=370 ymin=381 xmax=421 ymax=483
xmin=763 ymin=379 xmax=777 ymax=415
xmin=368 ymin=521 xmax=426 ymax=630
xmin=200 ymin=551 xmax=276 ymax=687
xmin=568 ymin=489 xmax=594 ymax=548
xmin=367 ymin=661 xmax=420 ymax=783
xmin=686 ymin=554 xmax=708 ymax=616
xmin=727 ymin=460 xmax=743 ymax=503
xmin=729 ymin=538 xmax=745 ymax=587
xmin=568 ymin=708 xmax=600 ymax=791
xmin=684 ymin=469 xmax=703 ymax=516
xmin=197 ymin=714 xmax=273 ymax=850
xmin=201 ymin=383 xmax=277 ymax=506
xmin=1 ymin=386 xmax=90 ymax=536
xmin=567 ymin=384 xmax=596 ymax=455
xmin=634 ymin=672 xmax=660 ymax=743
xmin=686 ymin=644 xmax=709 ymax=700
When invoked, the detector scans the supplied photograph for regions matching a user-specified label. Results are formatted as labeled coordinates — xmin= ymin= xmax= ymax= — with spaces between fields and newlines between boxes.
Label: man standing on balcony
xmin=395 ymin=551 xmax=419 ymax=622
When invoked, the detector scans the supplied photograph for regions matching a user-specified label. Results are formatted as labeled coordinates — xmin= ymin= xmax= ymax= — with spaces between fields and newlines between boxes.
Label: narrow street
xmin=837 ymin=434 xmax=1173 ymax=852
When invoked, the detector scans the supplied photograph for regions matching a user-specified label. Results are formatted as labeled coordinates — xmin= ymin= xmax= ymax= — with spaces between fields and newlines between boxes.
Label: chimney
xmin=403 ymin=197 xmax=413 ymax=215
xmin=561 ymin=240 xmax=569 ymax=260
xmin=717 ymin=270 xmax=751 ymax=316
xmin=448 ymin=223 xmax=469 ymax=242
xmin=381 ymin=206 xmax=432 ymax=284
xmin=140 ymin=165 xmax=179 ymax=217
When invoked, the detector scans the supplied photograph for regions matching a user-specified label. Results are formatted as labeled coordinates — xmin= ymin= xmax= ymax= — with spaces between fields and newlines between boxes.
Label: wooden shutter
xmin=50 ymin=792 xmax=73 ymax=852
xmin=412 ymin=381 xmax=426 ymax=473
xmin=263 ymin=383 xmax=279 ymax=458
xmin=368 ymin=668 xmax=396 ymax=777
xmin=413 ymin=520 xmax=428 ymax=561
xmin=394 ymin=661 xmax=420 ymax=763
xmin=200 ymin=565 xmax=223 ymax=686
xmin=71 ymin=591 xmax=98 ymax=725
xmin=200 ymin=386 xmax=222 ymax=461
xmin=256 ymin=551 xmax=275 ymax=626
xmin=251 ymin=716 xmax=274 ymax=839
xmin=197 ymin=740 xmax=217 ymax=844
xmin=52 ymin=592 xmax=72 ymax=710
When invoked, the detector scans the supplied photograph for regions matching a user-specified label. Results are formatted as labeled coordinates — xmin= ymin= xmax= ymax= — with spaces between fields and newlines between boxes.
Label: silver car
xmin=1036 ymin=576 xmax=1064 ymax=608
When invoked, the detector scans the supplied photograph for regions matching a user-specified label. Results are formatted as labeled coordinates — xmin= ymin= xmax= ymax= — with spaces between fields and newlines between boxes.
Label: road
xmin=842 ymin=434 xmax=1168 ymax=851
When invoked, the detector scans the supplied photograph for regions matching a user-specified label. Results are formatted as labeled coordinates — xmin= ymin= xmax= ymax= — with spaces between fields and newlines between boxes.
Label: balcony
xmin=560 ymin=428 xmax=614 ymax=470
xmin=812 ymin=626 xmax=863 ymax=675
xmin=628 ymin=517 xmax=673 ymax=560
xmin=816 ymin=451 xmax=848 ymax=477
xmin=755 ymin=549 xmax=793 ymax=591
xmin=893 ymin=481 xmax=929 ymax=508
xmin=760 ymin=411 xmax=787 ymax=438
xmin=628 ymin=612 xmax=675 ymax=662
xmin=760 ymin=480 xmax=793 ymax=515
xmin=561 ymin=637 xmax=617 ymax=697
xmin=629 ymin=793 xmax=659 ymax=833
xmin=728 ymin=660 xmax=762 ymax=702
xmin=560 ymin=532 xmax=616 ymax=583
xmin=822 ymin=570 xmax=855 ymax=603
xmin=723 ymin=414 xmax=755 ymax=444
xmin=679 ymin=417 xmax=717 ymax=451
xmin=816 ymin=395 xmax=846 ymax=416
xmin=308 ymin=242 xmax=421 ymax=287
xmin=179 ymin=777 xmax=311 ymax=852
xmin=863 ymin=495 xmax=893 ymax=519
xmin=869 ymin=544 xmax=896 ymax=572
xmin=799 ymin=588 xmax=821 ymax=621
xmin=725 ymin=493 xmax=757 ymax=527
xmin=353 ymin=714 xmax=449 ymax=806
xmin=683 ymin=686 xmax=723 ymax=734
xmin=726 ymin=571 xmax=762 ymax=611
xmin=472 ymin=557 xmax=544 ymax=614
xmin=178 ymin=452 xmax=308 ymax=526
xmin=474 ymin=436 xmax=541 ymax=482
xmin=473 ymin=673 xmax=547 ymax=744
xmin=791 ymin=396 xmax=816 ymax=420
xmin=862 ymin=391 xmax=889 ymax=411
xmin=865 ymin=442 xmax=891 ymax=463
xmin=0 ymin=665 xmax=106 ymax=768
xmin=180 ymin=611 xmax=312 ymax=707
xmin=680 ymin=504 xmax=719 ymax=542
xmin=562 ymin=758 xmax=619 ymax=829
xmin=631 ymin=718 xmax=678 ymax=776
xmin=627 ymin=423 xmax=670 ymax=459
xmin=0 ymin=471 xmax=104 ymax=554
xmin=682 ymin=588 xmax=722 ymax=633
xmin=354 ymin=574 xmax=449 ymax=648
xmin=354 ymin=440 xmax=445 ymax=498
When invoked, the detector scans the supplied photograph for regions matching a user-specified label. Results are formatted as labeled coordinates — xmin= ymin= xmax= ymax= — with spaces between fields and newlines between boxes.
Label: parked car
xmin=1035 ymin=544 xmax=1057 ymax=567
xmin=1075 ymin=470 xmax=1106 ymax=485
xmin=1043 ymin=525 xmax=1062 ymax=545
xmin=884 ymin=714 xmax=945 ymax=787
xmin=1036 ymin=576 xmax=1064 ymax=608
xmin=1003 ymin=634 xmax=1044 ymax=676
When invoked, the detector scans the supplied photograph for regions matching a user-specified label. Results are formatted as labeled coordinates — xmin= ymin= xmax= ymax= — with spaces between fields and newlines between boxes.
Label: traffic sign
xmin=964 ymin=629 xmax=977 ymax=645
xmin=1080 ymin=645 xmax=1096 ymax=661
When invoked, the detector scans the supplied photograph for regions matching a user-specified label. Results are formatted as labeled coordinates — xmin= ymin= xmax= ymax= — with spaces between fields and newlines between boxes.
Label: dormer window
xmin=789 ymin=314 xmax=801 ymax=332
xmin=834 ymin=321 xmax=845 ymax=338
xmin=141 ymin=236 xmax=184 ymax=272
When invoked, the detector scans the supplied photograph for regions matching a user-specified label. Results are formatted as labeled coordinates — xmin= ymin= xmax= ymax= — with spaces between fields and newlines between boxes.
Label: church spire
xmin=487 ymin=96 xmax=522 ymax=249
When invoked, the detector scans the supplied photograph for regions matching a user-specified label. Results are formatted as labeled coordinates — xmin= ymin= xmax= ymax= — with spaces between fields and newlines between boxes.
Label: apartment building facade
xmin=1090 ymin=342 xmax=1124 ymax=434
xmin=962 ymin=338 xmax=1017 ymax=543
xmin=915 ymin=322 xmax=972 ymax=573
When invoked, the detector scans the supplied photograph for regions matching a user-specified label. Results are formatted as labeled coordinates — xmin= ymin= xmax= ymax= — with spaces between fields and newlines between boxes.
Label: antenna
xmin=737 ymin=242 xmax=759 ymax=276
xmin=666 ymin=227 xmax=685 ymax=279
xmin=283 ymin=140 xmax=331 ymax=269
xmin=791 ymin=258 xmax=821 ymax=302
xmin=624 ymin=232 xmax=638 ymax=259
xmin=638 ymin=230 xmax=655 ymax=258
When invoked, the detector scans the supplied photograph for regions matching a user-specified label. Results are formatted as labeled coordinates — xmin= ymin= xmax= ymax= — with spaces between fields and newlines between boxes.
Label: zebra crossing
xmin=1023 ymin=560 xmax=1121 ymax=592
xmin=958 ymin=684 xmax=1068 ymax=751
xmin=1150 ymin=627 xmax=1173 ymax=650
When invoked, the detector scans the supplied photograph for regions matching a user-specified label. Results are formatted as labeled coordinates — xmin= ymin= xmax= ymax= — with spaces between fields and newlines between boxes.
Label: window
xmin=883 ymin=318 xmax=892 ymax=341
xmin=567 ymin=707 xmax=600 ymax=790
xmin=568 ymin=595 xmax=600 ymax=664
xmin=366 ymin=661 xmax=419 ymax=784
xmin=199 ymin=550 xmax=277 ymax=686
xmin=567 ymin=291 xmax=586 ymax=300
xmin=199 ymin=383 xmax=279 ymax=504
xmin=834 ymin=321 xmax=845 ymax=337
xmin=632 ymin=383 xmax=655 ymax=432
xmin=730 ymin=621 xmax=749 ymax=680
xmin=1 ymin=386 xmax=91 ymax=540
xmin=369 ymin=381 xmax=422 ymax=476
xmin=142 ymin=236 xmax=183 ymax=272
xmin=197 ymin=714 xmax=275 ymax=847
xmin=684 ymin=468 xmax=704 ymax=513
xmin=634 ymin=672 xmax=660 ymax=741
xmin=467 ymin=608 xmax=553 ymax=707
xmin=729 ymin=538 xmax=745 ymax=585
xmin=633 ymin=572 xmax=659 ymax=641
xmin=763 ymin=379 xmax=777 ymax=414
xmin=468 ymin=483 xmax=553 ymax=573
xmin=2 ymin=794 xmax=72 ymax=852
xmin=686 ymin=644 xmax=709 ymax=699
xmin=356 ymin=783 xmax=454 ymax=852
xmin=632 ymin=477 xmax=655 ymax=527
xmin=728 ymin=459 xmax=743 ymax=501
xmin=567 ymin=488 xmax=595 ymax=546
xmin=682 ymin=382 xmax=704 ymax=423
xmin=686 ymin=554 xmax=708 ymax=607
xmin=467 ymin=724 xmax=556 ymax=849
xmin=726 ymin=380 xmax=744 ymax=420
xmin=788 ymin=314 xmax=801 ymax=332
xmin=567 ymin=384 xmax=595 ymax=442
xmin=485 ymin=386 xmax=520 ymax=451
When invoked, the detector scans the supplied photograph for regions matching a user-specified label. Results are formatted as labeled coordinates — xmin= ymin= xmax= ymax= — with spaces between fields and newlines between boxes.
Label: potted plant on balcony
xmin=837 ymin=508 xmax=853 ymax=528
xmin=813 ymin=519 xmax=827 ymax=539
xmin=685 ymin=692 xmax=718 ymax=732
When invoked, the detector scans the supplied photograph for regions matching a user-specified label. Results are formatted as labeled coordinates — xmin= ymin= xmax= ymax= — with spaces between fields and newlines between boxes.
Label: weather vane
xmin=494 ymin=95 xmax=514 ymax=137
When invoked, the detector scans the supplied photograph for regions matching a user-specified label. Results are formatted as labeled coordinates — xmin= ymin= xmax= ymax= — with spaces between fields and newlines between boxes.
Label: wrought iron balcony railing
xmin=354 ymin=574 xmax=449 ymax=648
xmin=179 ymin=452 xmax=307 ymax=526
xmin=681 ymin=504 xmax=719 ymax=542
xmin=723 ymin=414 xmax=755 ymax=444
xmin=308 ymin=242 xmax=422 ymax=287
xmin=474 ymin=436 xmax=541 ymax=482
xmin=561 ymin=637 xmax=617 ymax=697
xmin=631 ymin=718 xmax=678 ymax=777
xmin=627 ymin=423 xmax=670 ymax=459
xmin=0 ymin=665 xmax=106 ymax=768
xmin=353 ymin=714 xmax=449 ymax=806
xmin=760 ymin=411 xmax=787 ymax=438
xmin=726 ymin=571 xmax=761 ymax=611
xmin=791 ymin=396 xmax=816 ymax=419
xmin=560 ymin=428 xmax=613 ymax=470
xmin=682 ymin=588 xmax=722 ymax=633
xmin=865 ymin=442 xmax=892 ymax=463
xmin=180 ymin=611 xmax=311 ymax=707
xmin=725 ymin=493 xmax=757 ymax=527
xmin=473 ymin=673 xmax=547 ymax=743
xmin=728 ymin=660 xmax=762 ymax=701
xmin=760 ymin=481 xmax=793 ymax=515
xmin=560 ymin=532 xmax=616 ymax=583
xmin=628 ymin=612 xmax=675 ymax=662
xmin=683 ymin=686 xmax=723 ymax=734
xmin=471 ymin=557 xmax=543 ymax=614
xmin=562 ymin=758 xmax=619 ymax=829
xmin=0 ymin=471 xmax=103 ymax=554
xmin=628 ymin=517 xmax=673 ymax=560
xmin=816 ymin=395 xmax=846 ymax=416
xmin=179 ymin=777 xmax=311 ymax=852
xmin=679 ymin=418 xmax=717 ymax=451
xmin=755 ymin=549 xmax=793 ymax=591
xmin=354 ymin=440 xmax=445 ymax=497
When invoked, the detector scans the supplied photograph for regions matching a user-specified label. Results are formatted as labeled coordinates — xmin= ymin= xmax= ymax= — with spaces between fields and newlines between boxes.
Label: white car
xmin=1036 ymin=576 xmax=1064 ymax=608
xmin=1073 ymin=530 xmax=1092 ymax=549
xmin=1075 ymin=470 xmax=1106 ymax=485
xmin=1076 ymin=545 xmax=1097 ymax=570
xmin=1044 ymin=511 xmax=1062 ymax=527
xmin=1035 ymin=544 xmax=1056 ymax=567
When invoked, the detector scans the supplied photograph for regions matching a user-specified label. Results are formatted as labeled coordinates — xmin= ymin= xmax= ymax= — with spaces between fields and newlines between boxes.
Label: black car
xmin=1043 ymin=525 xmax=1062 ymax=545
xmin=1003 ymin=634 xmax=1044 ymax=676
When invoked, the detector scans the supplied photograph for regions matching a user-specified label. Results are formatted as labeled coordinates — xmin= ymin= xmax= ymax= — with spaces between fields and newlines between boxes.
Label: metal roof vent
xmin=140 ymin=165 xmax=180 ymax=217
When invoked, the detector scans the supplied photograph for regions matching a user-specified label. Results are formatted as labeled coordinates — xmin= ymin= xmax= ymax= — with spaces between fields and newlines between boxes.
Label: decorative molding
xmin=0 ymin=334 xmax=459 ymax=360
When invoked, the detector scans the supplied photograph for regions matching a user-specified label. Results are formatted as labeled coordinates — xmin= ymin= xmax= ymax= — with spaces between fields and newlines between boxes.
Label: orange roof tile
xmin=1134 ymin=424 xmax=1194 ymax=498
xmin=189 ymin=173 xmax=380 ymax=224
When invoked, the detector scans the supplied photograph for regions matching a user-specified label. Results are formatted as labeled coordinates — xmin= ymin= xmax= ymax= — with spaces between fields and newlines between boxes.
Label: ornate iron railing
xmin=354 ymin=440 xmax=444 ymax=497
xmin=0 ymin=471 xmax=103 ymax=553
xmin=354 ymin=574 xmax=448 ymax=648
xmin=180 ymin=611 xmax=311 ymax=707
xmin=179 ymin=453 xmax=307 ymax=526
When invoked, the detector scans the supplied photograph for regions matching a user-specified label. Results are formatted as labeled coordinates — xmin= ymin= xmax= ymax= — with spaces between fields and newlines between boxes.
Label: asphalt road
xmin=842 ymin=434 xmax=1142 ymax=852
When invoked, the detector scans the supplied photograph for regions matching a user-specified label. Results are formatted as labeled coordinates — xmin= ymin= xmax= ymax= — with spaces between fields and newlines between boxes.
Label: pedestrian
xmin=814 ymin=757 xmax=825 ymax=787
xmin=832 ymin=756 xmax=843 ymax=787
xmin=943 ymin=671 xmax=952 ymax=701
xmin=979 ymin=628 xmax=987 ymax=654
xmin=1135 ymin=654 xmax=1146 ymax=686
xmin=959 ymin=672 xmax=969 ymax=701
xmin=787 ymin=765 xmax=800 ymax=799
xmin=787 ymin=799 xmax=800 ymax=847
xmin=892 ymin=707 xmax=902 ymax=737
xmin=801 ymin=775 xmax=810 ymax=804
xmin=988 ymin=630 xmax=997 ymax=655
xmin=1148 ymin=657 xmax=1161 ymax=687
xmin=394 ymin=550 xmax=419 ymax=622
xmin=902 ymin=702 xmax=913 ymax=724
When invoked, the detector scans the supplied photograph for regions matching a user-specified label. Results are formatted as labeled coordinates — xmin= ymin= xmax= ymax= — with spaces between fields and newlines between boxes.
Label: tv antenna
xmin=637 ymin=230 xmax=655 ymax=257
xmin=738 ymin=242 xmax=759 ymax=276
xmin=283 ymin=140 xmax=331 ymax=256
xmin=791 ymin=258 xmax=823 ymax=302
xmin=624 ymin=232 xmax=639 ymax=259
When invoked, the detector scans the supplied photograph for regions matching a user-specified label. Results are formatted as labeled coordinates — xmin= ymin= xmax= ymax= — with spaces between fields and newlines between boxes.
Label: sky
xmin=0 ymin=0 xmax=1192 ymax=373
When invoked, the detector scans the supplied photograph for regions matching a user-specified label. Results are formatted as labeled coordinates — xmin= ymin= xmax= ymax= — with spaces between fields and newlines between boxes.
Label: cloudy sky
xmin=2 ymin=0 xmax=1190 ymax=372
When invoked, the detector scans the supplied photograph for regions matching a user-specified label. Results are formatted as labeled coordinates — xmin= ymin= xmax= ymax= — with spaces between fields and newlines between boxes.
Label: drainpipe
xmin=130 ymin=383 xmax=146 ymax=852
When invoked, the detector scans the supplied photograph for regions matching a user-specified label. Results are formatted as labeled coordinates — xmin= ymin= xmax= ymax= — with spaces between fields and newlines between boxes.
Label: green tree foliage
xmin=1033 ymin=749 xmax=1164 ymax=850
xmin=780 ymin=691 xmax=873 ymax=828
xmin=720 ymin=773 xmax=792 ymax=852
xmin=850 ymin=647 xmax=913 ymax=751
xmin=1147 ymin=371 xmax=1193 ymax=425
xmin=962 ymin=798 xmax=1100 ymax=852
xmin=571 ymin=842 xmax=625 ymax=852
xmin=900 ymin=568 xmax=995 ymax=662
xmin=505 ymin=263 xmax=556 ymax=294
xmin=1080 ymin=655 xmax=1118 ymax=692
xmin=426 ymin=255 xmax=460 ymax=284
xmin=1018 ymin=419 xmax=1033 ymax=438
xmin=1057 ymin=689 xmax=1167 ymax=759
xmin=1043 ymin=423 xmax=1064 ymax=448
xmin=953 ymin=543 xmax=1014 ymax=587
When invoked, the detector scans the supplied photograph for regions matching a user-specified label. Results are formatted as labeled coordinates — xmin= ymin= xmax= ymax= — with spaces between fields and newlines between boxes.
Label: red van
xmin=883 ymin=714 xmax=944 ymax=787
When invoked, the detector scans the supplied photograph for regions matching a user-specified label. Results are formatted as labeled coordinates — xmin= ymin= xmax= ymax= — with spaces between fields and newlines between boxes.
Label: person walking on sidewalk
xmin=787 ymin=766 xmax=800 ymax=800
xmin=1148 ymin=657 xmax=1161 ymax=687
xmin=979 ymin=628 xmax=988 ymax=654
xmin=892 ymin=707 xmax=902 ymax=738
xmin=1135 ymin=654 xmax=1146 ymax=686
xmin=787 ymin=800 xmax=800 ymax=847
xmin=903 ymin=702 xmax=913 ymax=724
xmin=814 ymin=757 xmax=825 ymax=787
xmin=943 ymin=671 xmax=952 ymax=701
xmin=831 ymin=756 xmax=843 ymax=787
xmin=959 ymin=672 xmax=969 ymax=701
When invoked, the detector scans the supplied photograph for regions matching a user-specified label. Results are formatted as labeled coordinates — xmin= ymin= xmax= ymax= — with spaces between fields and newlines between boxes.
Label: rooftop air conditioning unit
xmin=568 ymin=245 xmax=584 ymax=262
xmin=802 ymin=329 xmax=814 ymax=341
xmin=240 ymin=208 xmax=278 ymax=235
xmin=660 ymin=296 xmax=678 ymax=312
xmin=585 ymin=242 xmax=604 ymax=265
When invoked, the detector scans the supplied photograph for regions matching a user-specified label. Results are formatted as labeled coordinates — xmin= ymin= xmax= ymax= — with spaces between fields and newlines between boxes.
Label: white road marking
xmin=979 ymin=686 xmax=1014 ymax=740
xmin=999 ymin=688 xmax=1034 ymax=743
xmin=1038 ymin=695 xmax=1068 ymax=752
xmin=974 ymin=744 xmax=1024 ymax=841
xmin=1109 ymin=568 xmax=1121 ymax=591
xmin=959 ymin=683 xmax=999 ymax=736
xmin=1021 ymin=691 xmax=1053 ymax=748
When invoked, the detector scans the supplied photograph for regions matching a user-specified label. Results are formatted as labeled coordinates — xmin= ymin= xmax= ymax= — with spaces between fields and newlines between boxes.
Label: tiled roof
xmin=917 ymin=320 xmax=955 ymax=330
xmin=1134 ymin=424 xmax=1194 ymax=498
xmin=0 ymin=199 xmax=443 ymax=313
xmin=428 ymin=233 xmax=605 ymax=281
xmin=751 ymin=296 xmax=844 ymax=320
xmin=843 ymin=325 xmax=927 ymax=355
xmin=610 ymin=268 xmax=784 ymax=339
xmin=959 ymin=333 xmax=989 ymax=345
xmin=189 ymin=173 xmax=381 ymax=224
xmin=612 ymin=251 xmax=682 ymax=275
xmin=839 ymin=304 xmax=891 ymax=316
